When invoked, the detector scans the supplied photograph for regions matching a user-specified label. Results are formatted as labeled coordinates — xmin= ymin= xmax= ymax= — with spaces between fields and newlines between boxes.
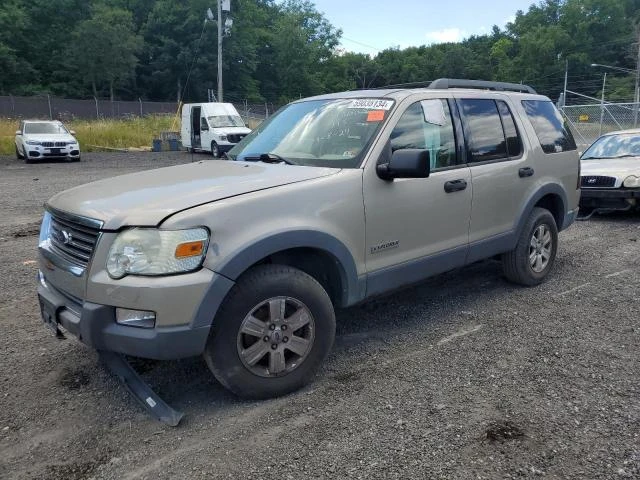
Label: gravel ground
xmin=0 ymin=152 xmax=639 ymax=480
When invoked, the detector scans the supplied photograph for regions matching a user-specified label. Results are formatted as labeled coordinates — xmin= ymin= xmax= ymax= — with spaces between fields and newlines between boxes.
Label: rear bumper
xmin=580 ymin=188 xmax=640 ymax=210
xmin=562 ymin=208 xmax=579 ymax=230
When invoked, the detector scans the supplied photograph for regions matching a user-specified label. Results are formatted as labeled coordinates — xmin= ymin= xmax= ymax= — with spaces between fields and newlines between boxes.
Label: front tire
xmin=15 ymin=146 xmax=23 ymax=160
xmin=204 ymin=264 xmax=335 ymax=399
xmin=23 ymin=145 xmax=33 ymax=164
xmin=502 ymin=207 xmax=558 ymax=286
xmin=211 ymin=141 xmax=219 ymax=158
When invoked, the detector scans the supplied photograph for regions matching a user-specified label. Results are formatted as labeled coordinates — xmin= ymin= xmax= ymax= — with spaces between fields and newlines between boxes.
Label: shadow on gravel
xmin=10 ymin=222 xmax=40 ymax=238
xmin=115 ymin=258 xmax=511 ymax=417
xmin=58 ymin=367 xmax=91 ymax=390
xmin=580 ymin=209 xmax=640 ymax=225
xmin=485 ymin=420 xmax=525 ymax=443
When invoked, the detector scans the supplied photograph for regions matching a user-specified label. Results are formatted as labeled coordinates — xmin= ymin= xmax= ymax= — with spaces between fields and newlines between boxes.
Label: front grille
xmin=227 ymin=134 xmax=246 ymax=143
xmin=581 ymin=175 xmax=616 ymax=188
xmin=54 ymin=141 xmax=67 ymax=147
xmin=41 ymin=141 xmax=54 ymax=147
xmin=49 ymin=214 xmax=101 ymax=267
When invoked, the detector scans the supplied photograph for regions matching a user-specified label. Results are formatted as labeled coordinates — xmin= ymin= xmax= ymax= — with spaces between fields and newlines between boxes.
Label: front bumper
xmin=217 ymin=143 xmax=235 ymax=154
xmin=37 ymin=266 xmax=235 ymax=360
xmin=579 ymin=188 xmax=640 ymax=210
xmin=26 ymin=145 xmax=80 ymax=160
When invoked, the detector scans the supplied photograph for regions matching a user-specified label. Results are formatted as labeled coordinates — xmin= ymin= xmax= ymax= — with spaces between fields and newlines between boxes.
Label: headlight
xmin=623 ymin=175 xmax=640 ymax=187
xmin=39 ymin=212 xmax=52 ymax=247
xmin=219 ymin=135 xmax=228 ymax=141
xmin=26 ymin=140 xmax=41 ymax=145
xmin=106 ymin=228 xmax=209 ymax=279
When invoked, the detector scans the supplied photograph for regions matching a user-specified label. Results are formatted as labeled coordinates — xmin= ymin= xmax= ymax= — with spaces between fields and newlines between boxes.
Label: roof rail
xmin=428 ymin=78 xmax=537 ymax=94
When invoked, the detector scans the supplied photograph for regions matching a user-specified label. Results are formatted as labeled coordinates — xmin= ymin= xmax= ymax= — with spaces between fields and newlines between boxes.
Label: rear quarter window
xmin=522 ymin=100 xmax=576 ymax=154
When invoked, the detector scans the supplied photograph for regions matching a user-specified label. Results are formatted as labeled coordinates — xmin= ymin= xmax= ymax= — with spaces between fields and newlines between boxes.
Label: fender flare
xmin=515 ymin=183 xmax=568 ymax=239
xmin=216 ymin=230 xmax=362 ymax=307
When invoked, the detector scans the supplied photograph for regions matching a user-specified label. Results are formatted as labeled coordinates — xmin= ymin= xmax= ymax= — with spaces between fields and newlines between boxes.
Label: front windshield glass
xmin=24 ymin=122 xmax=68 ymax=135
xmin=582 ymin=133 xmax=640 ymax=159
xmin=208 ymin=115 xmax=245 ymax=128
xmin=228 ymin=98 xmax=394 ymax=168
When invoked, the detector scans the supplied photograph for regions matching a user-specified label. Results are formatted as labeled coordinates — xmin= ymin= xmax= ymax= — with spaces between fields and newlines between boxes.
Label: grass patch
xmin=0 ymin=116 xmax=177 ymax=156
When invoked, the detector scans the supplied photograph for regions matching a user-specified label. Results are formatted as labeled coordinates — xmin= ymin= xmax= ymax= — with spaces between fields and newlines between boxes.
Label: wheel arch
xmin=516 ymin=183 xmax=567 ymax=238
xmin=216 ymin=230 xmax=362 ymax=308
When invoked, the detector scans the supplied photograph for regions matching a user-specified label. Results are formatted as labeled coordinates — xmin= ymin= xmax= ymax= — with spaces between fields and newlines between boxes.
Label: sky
xmin=314 ymin=0 xmax=537 ymax=54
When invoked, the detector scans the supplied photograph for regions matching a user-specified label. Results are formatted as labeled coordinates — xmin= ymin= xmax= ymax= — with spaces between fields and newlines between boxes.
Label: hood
xmin=581 ymin=157 xmax=640 ymax=178
xmin=47 ymin=161 xmax=339 ymax=230
xmin=24 ymin=133 xmax=76 ymax=143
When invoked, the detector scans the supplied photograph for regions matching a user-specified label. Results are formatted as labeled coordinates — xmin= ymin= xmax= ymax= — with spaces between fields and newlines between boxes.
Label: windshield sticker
xmin=421 ymin=100 xmax=446 ymax=126
xmin=349 ymin=99 xmax=394 ymax=110
xmin=366 ymin=110 xmax=386 ymax=122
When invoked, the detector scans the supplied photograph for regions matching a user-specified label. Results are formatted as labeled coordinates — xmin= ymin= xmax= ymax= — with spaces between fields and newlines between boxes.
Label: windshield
xmin=208 ymin=115 xmax=245 ymax=128
xmin=582 ymin=133 xmax=640 ymax=159
xmin=24 ymin=122 xmax=68 ymax=135
xmin=228 ymin=98 xmax=394 ymax=168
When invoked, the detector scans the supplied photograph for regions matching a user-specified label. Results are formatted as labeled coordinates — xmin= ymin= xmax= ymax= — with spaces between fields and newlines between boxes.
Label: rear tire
xmin=502 ymin=207 xmax=558 ymax=286
xmin=204 ymin=264 xmax=335 ymax=399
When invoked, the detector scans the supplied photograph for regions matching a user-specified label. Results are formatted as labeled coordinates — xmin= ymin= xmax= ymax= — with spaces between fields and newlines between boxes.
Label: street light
xmin=590 ymin=63 xmax=635 ymax=74
xmin=591 ymin=63 xmax=640 ymax=126
xmin=206 ymin=2 xmax=232 ymax=102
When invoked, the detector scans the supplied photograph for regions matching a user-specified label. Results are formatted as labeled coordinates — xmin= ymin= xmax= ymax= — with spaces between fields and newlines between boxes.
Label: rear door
xmin=455 ymin=96 xmax=532 ymax=261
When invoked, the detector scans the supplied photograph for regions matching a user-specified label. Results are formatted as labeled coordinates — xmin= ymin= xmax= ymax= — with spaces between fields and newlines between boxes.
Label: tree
xmin=70 ymin=4 xmax=142 ymax=100
xmin=0 ymin=1 xmax=29 ymax=94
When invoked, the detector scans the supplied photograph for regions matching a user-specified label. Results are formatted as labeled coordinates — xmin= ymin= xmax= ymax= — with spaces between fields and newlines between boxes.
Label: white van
xmin=181 ymin=102 xmax=252 ymax=157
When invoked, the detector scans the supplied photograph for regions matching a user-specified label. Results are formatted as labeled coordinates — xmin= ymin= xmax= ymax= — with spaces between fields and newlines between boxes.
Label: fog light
xmin=115 ymin=308 xmax=156 ymax=328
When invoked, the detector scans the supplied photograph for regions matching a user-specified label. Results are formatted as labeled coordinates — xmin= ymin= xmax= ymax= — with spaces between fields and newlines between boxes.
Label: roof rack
xmin=428 ymin=78 xmax=537 ymax=94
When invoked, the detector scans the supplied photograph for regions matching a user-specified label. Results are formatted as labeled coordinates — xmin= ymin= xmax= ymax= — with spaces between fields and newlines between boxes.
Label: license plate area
xmin=39 ymin=297 xmax=65 ymax=338
xmin=48 ymin=148 xmax=62 ymax=154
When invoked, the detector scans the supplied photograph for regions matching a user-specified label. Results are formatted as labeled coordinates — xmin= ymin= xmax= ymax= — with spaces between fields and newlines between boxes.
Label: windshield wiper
xmin=585 ymin=154 xmax=638 ymax=159
xmin=243 ymin=153 xmax=298 ymax=165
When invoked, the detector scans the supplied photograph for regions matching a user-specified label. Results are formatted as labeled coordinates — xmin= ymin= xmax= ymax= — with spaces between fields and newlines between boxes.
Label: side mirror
xmin=15 ymin=130 xmax=21 ymax=136
xmin=377 ymin=148 xmax=431 ymax=180
xmin=70 ymin=130 xmax=76 ymax=136
xmin=200 ymin=125 xmax=209 ymax=132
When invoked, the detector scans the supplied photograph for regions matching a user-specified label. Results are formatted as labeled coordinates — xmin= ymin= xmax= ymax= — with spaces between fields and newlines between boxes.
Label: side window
xmin=522 ymin=100 xmax=577 ymax=153
xmin=201 ymin=117 xmax=208 ymax=130
xmin=458 ymin=99 xmax=508 ymax=162
xmin=497 ymin=100 xmax=523 ymax=157
xmin=390 ymin=99 xmax=457 ymax=169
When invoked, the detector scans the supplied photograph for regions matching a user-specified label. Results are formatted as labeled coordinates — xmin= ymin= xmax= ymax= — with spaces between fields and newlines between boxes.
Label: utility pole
xmin=217 ymin=0 xmax=223 ymax=102
xmin=634 ymin=24 xmax=640 ymax=127
xmin=600 ymin=72 xmax=607 ymax=137
xmin=563 ymin=59 xmax=568 ymax=109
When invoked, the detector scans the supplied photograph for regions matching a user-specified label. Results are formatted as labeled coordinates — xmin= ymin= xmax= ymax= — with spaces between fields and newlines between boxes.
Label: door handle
xmin=444 ymin=179 xmax=468 ymax=193
xmin=519 ymin=167 xmax=534 ymax=178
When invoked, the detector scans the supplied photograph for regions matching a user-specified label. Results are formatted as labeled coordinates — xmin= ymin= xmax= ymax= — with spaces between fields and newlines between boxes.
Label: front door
xmin=363 ymin=98 xmax=472 ymax=296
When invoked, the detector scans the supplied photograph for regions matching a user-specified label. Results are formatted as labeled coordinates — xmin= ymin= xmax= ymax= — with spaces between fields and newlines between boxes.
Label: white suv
xmin=15 ymin=120 xmax=81 ymax=163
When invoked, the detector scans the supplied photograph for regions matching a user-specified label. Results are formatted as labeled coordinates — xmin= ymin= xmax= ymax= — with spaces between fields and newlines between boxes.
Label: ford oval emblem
xmin=62 ymin=230 xmax=73 ymax=245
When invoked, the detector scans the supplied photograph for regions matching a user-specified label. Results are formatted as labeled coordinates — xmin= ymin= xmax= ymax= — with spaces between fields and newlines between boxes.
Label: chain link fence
xmin=560 ymin=102 xmax=640 ymax=149
xmin=0 ymin=95 xmax=277 ymax=126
